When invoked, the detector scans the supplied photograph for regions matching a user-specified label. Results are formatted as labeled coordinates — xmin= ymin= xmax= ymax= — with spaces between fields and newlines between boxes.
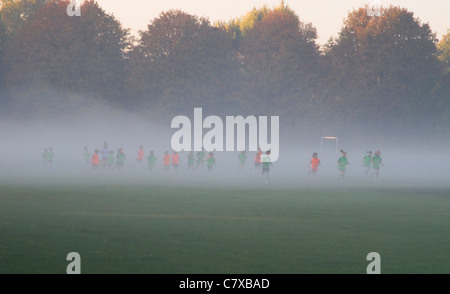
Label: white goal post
xmin=320 ymin=136 xmax=339 ymax=154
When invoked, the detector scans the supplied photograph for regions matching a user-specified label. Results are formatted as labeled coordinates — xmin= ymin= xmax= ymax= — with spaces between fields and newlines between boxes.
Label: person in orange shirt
xmin=91 ymin=149 xmax=100 ymax=170
xmin=171 ymin=151 xmax=180 ymax=170
xmin=309 ymin=152 xmax=321 ymax=177
xmin=254 ymin=147 xmax=262 ymax=172
xmin=137 ymin=145 xmax=145 ymax=167
xmin=163 ymin=151 xmax=171 ymax=171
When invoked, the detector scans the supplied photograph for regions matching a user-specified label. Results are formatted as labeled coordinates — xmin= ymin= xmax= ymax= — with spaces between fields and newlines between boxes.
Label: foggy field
xmin=0 ymin=183 xmax=449 ymax=274
xmin=1 ymin=112 xmax=450 ymax=274
xmin=0 ymin=0 xmax=449 ymax=278
xmin=1 ymin=117 xmax=450 ymax=274
xmin=1 ymin=116 xmax=450 ymax=190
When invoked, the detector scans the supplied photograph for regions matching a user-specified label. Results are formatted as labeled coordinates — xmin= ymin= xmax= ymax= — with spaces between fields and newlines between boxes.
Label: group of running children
xmin=84 ymin=142 xmax=219 ymax=172
xmin=308 ymin=149 xmax=384 ymax=180
xmin=82 ymin=143 xmax=274 ymax=182
xmin=43 ymin=142 xmax=383 ymax=181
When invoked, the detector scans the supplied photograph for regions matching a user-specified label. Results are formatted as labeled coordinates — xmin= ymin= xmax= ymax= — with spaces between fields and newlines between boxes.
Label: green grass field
xmin=0 ymin=183 xmax=449 ymax=274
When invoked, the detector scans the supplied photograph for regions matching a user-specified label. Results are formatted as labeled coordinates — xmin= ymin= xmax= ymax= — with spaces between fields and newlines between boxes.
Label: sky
xmin=94 ymin=0 xmax=449 ymax=46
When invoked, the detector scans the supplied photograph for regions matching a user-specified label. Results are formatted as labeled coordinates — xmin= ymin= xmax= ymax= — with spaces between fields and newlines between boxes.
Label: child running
xmin=206 ymin=152 xmax=216 ymax=172
xmin=363 ymin=151 xmax=373 ymax=176
xmin=163 ymin=151 xmax=171 ymax=171
xmin=101 ymin=141 xmax=109 ymax=168
xmin=261 ymin=150 xmax=273 ymax=184
xmin=187 ymin=151 xmax=195 ymax=171
xmin=309 ymin=152 xmax=320 ymax=178
xmin=196 ymin=149 xmax=205 ymax=169
xmin=238 ymin=151 xmax=247 ymax=170
xmin=147 ymin=151 xmax=157 ymax=170
xmin=254 ymin=147 xmax=262 ymax=173
xmin=137 ymin=145 xmax=145 ymax=167
xmin=337 ymin=150 xmax=350 ymax=181
xmin=116 ymin=148 xmax=126 ymax=170
xmin=91 ymin=149 xmax=100 ymax=170
xmin=171 ymin=151 xmax=180 ymax=170
xmin=371 ymin=150 xmax=384 ymax=180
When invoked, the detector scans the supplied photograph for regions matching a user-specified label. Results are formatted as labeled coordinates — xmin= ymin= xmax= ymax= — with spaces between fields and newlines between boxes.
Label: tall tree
xmin=237 ymin=3 xmax=320 ymax=119
xmin=0 ymin=0 xmax=49 ymax=37
xmin=434 ymin=29 xmax=450 ymax=133
xmin=0 ymin=13 xmax=7 ymax=105
xmin=438 ymin=29 xmax=450 ymax=72
xmin=218 ymin=4 xmax=276 ymax=50
xmin=128 ymin=10 xmax=240 ymax=117
xmin=0 ymin=13 xmax=5 ymax=68
xmin=5 ymin=0 xmax=129 ymax=108
xmin=323 ymin=5 xmax=442 ymax=128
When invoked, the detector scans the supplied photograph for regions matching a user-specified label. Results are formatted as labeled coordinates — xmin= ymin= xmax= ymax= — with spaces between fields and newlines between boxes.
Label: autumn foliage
xmin=0 ymin=1 xmax=448 ymax=134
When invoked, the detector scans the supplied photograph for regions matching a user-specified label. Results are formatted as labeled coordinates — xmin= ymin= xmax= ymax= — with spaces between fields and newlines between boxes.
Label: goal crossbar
xmin=320 ymin=136 xmax=339 ymax=154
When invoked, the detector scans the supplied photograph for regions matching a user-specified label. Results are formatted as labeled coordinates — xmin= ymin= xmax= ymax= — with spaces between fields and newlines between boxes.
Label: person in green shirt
xmin=116 ymin=148 xmax=126 ymax=170
xmin=371 ymin=150 xmax=383 ymax=180
xmin=238 ymin=151 xmax=247 ymax=170
xmin=206 ymin=152 xmax=216 ymax=172
xmin=147 ymin=150 xmax=157 ymax=170
xmin=196 ymin=149 xmax=205 ymax=169
xmin=187 ymin=151 xmax=195 ymax=171
xmin=337 ymin=150 xmax=350 ymax=180
xmin=363 ymin=151 xmax=372 ymax=176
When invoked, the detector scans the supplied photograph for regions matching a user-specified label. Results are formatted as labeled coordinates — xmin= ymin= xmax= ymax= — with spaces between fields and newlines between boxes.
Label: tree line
xmin=0 ymin=0 xmax=449 ymax=135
